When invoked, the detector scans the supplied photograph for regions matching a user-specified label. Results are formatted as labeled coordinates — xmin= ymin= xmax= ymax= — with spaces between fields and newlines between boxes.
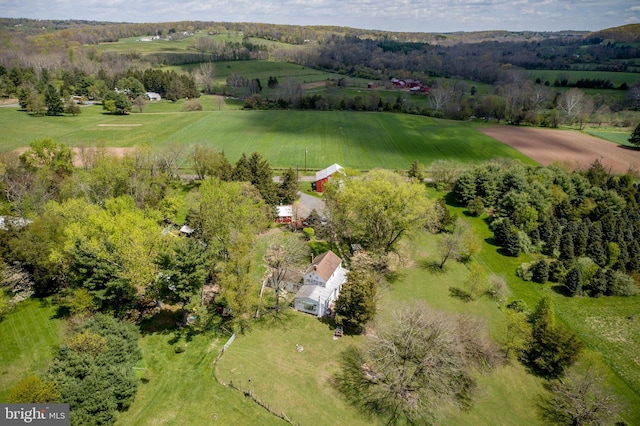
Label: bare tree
xmin=193 ymin=62 xmax=216 ymax=94
xmin=437 ymin=218 xmax=480 ymax=269
xmin=557 ymin=88 xmax=592 ymax=127
xmin=428 ymin=86 xmax=452 ymax=111
xmin=264 ymin=233 xmax=308 ymax=313
xmin=334 ymin=303 xmax=502 ymax=425
xmin=537 ymin=359 xmax=623 ymax=425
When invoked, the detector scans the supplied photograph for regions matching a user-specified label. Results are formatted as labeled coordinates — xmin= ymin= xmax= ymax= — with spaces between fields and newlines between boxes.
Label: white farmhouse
xmin=293 ymin=250 xmax=347 ymax=317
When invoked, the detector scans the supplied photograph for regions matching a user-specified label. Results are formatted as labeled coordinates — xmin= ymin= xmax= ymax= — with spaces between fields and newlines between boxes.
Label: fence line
xmin=212 ymin=333 xmax=299 ymax=425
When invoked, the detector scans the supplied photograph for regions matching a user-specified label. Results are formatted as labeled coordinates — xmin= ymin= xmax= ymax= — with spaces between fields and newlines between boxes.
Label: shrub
xmin=183 ymin=99 xmax=203 ymax=111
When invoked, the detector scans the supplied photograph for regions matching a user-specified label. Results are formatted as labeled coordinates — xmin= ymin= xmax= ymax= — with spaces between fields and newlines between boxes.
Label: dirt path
xmin=479 ymin=126 xmax=640 ymax=174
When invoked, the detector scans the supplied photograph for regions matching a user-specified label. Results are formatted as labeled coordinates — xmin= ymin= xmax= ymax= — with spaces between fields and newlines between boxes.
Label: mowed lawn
xmin=0 ymin=298 xmax=65 ymax=401
xmin=215 ymin=228 xmax=548 ymax=426
xmin=115 ymin=327 xmax=284 ymax=426
xmin=0 ymin=104 xmax=535 ymax=170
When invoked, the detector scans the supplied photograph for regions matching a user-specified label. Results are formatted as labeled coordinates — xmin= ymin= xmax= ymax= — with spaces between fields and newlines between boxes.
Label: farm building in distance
xmin=293 ymin=250 xmax=347 ymax=318
xmin=312 ymin=163 xmax=345 ymax=193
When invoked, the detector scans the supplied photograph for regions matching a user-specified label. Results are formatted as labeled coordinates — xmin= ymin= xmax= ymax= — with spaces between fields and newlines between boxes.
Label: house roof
xmin=305 ymin=250 xmax=342 ymax=282
xmin=315 ymin=164 xmax=345 ymax=182
xmin=295 ymin=262 xmax=347 ymax=303
xmin=277 ymin=205 xmax=293 ymax=217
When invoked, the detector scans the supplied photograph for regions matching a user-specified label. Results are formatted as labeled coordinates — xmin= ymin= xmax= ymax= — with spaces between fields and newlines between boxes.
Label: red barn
xmin=312 ymin=163 xmax=346 ymax=193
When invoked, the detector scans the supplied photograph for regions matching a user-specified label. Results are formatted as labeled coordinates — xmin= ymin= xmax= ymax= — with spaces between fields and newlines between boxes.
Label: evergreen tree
xmin=524 ymin=297 xmax=583 ymax=378
xmin=628 ymin=122 xmax=640 ymax=147
xmin=548 ymin=259 xmax=566 ymax=283
xmin=249 ymin=152 xmax=278 ymax=205
xmin=156 ymin=237 xmax=209 ymax=323
xmin=559 ymin=231 xmax=575 ymax=263
xmin=574 ymin=222 xmax=588 ymax=257
xmin=232 ymin=153 xmax=252 ymax=182
xmin=564 ymin=266 xmax=583 ymax=296
xmin=407 ymin=159 xmax=425 ymax=182
xmin=505 ymin=226 xmax=521 ymax=257
xmin=531 ymin=260 xmax=549 ymax=284
xmin=334 ymin=267 xmax=377 ymax=332
xmin=44 ymin=84 xmax=64 ymax=115
xmin=278 ymin=168 xmax=299 ymax=204
xmin=585 ymin=268 xmax=607 ymax=297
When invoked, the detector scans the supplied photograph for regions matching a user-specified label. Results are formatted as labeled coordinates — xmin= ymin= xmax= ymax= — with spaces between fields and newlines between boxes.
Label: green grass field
xmin=115 ymin=325 xmax=284 ymax=425
xmin=585 ymin=128 xmax=633 ymax=146
xmin=0 ymin=104 xmax=535 ymax=170
xmin=443 ymin=201 xmax=640 ymax=424
xmin=526 ymin=70 xmax=640 ymax=87
xmin=0 ymin=298 xmax=65 ymax=401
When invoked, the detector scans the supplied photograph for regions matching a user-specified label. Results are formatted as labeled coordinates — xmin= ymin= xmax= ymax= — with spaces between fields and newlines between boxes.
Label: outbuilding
xmin=312 ymin=163 xmax=345 ymax=193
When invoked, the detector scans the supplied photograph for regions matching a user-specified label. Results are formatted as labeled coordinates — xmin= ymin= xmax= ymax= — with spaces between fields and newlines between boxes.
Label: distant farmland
xmin=0 ymin=103 xmax=534 ymax=170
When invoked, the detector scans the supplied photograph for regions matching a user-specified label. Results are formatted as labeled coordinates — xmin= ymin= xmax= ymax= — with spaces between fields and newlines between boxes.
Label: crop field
xmin=526 ymin=69 xmax=640 ymax=87
xmin=0 ymin=104 xmax=535 ymax=170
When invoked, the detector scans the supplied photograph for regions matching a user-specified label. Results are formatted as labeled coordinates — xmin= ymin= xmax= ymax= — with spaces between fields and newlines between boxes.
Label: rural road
xmin=296 ymin=192 xmax=326 ymax=218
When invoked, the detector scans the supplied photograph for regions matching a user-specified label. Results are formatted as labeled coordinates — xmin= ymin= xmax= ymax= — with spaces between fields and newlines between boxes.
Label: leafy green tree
xmin=499 ymin=309 xmax=531 ymax=359
xmin=193 ymin=178 xmax=270 ymax=260
xmin=7 ymin=376 xmax=61 ymax=403
xmin=628 ymin=122 xmax=640 ymax=147
xmin=103 ymin=90 xmax=131 ymax=115
xmin=44 ymin=84 xmax=64 ymax=115
xmin=117 ymin=77 xmax=145 ymax=99
xmin=64 ymin=97 xmax=81 ymax=116
xmin=325 ymin=169 xmax=436 ymax=256
xmin=192 ymin=146 xmax=233 ymax=181
xmin=524 ymin=297 xmax=583 ymax=378
xmin=63 ymin=288 xmax=97 ymax=316
xmin=467 ymin=196 xmax=485 ymax=216
xmin=437 ymin=218 xmax=481 ymax=268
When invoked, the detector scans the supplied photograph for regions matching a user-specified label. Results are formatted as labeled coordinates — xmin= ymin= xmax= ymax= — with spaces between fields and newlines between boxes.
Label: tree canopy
xmin=325 ymin=169 xmax=436 ymax=255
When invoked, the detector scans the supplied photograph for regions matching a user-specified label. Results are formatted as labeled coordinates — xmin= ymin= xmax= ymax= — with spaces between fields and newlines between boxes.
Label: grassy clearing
xmin=584 ymin=128 xmax=633 ymax=146
xmin=526 ymin=70 xmax=640 ymax=87
xmin=217 ymin=311 xmax=369 ymax=426
xmin=115 ymin=321 xmax=284 ymax=426
xmin=0 ymin=106 xmax=535 ymax=170
xmin=444 ymin=198 xmax=640 ymax=424
xmin=0 ymin=298 xmax=65 ymax=401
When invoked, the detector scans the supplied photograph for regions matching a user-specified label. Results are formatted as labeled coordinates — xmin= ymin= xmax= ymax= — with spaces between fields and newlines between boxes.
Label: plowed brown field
xmin=479 ymin=126 xmax=640 ymax=174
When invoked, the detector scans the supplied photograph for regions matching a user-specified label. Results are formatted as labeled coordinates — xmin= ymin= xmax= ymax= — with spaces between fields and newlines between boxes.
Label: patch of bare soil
xmin=301 ymin=81 xmax=327 ymax=90
xmin=13 ymin=146 xmax=138 ymax=167
xmin=479 ymin=126 xmax=640 ymax=174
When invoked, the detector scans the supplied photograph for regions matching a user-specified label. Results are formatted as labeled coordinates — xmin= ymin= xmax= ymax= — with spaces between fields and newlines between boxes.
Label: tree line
xmin=452 ymin=159 xmax=640 ymax=297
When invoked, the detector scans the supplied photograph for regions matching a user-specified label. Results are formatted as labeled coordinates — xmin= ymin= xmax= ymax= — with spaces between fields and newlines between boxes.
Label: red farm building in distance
xmin=312 ymin=163 xmax=346 ymax=193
